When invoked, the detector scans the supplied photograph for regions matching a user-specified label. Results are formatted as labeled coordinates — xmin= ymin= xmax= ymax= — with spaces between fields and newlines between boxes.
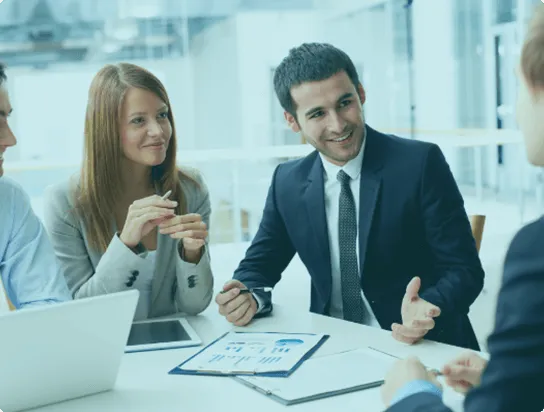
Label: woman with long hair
xmin=43 ymin=63 xmax=213 ymax=319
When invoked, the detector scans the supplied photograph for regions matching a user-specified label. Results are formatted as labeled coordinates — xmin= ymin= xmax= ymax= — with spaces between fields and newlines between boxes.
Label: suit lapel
xmin=358 ymin=127 xmax=384 ymax=281
xmin=302 ymin=155 xmax=332 ymax=302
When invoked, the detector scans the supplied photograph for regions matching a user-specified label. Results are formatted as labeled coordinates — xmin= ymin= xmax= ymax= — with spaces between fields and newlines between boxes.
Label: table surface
xmin=33 ymin=305 xmax=472 ymax=412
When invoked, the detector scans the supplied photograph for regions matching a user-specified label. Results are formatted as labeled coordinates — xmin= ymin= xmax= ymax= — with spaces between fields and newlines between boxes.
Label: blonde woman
xmin=43 ymin=63 xmax=213 ymax=320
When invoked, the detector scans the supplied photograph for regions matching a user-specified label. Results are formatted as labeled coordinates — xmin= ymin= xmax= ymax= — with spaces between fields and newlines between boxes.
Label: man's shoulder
xmin=0 ymin=176 xmax=29 ymax=208
xmin=368 ymin=128 xmax=448 ymax=180
xmin=43 ymin=175 xmax=79 ymax=208
xmin=507 ymin=217 xmax=544 ymax=260
xmin=374 ymin=128 xmax=438 ymax=157
xmin=275 ymin=150 xmax=319 ymax=179
xmin=0 ymin=177 xmax=33 ymax=235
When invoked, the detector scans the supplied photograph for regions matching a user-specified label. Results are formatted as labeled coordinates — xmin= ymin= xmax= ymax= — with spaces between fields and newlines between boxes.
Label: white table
xmin=33 ymin=305 xmax=470 ymax=412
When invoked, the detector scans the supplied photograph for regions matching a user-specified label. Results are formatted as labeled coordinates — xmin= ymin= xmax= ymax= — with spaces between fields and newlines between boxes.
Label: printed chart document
xmin=169 ymin=331 xmax=329 ymax=377
xmin=233 ymin=347 xmax=397 ymax=405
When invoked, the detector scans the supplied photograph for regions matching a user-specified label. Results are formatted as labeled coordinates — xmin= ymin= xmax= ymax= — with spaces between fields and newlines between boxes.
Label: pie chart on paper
xmin=275 ymin=339 xmax=305 ymax=347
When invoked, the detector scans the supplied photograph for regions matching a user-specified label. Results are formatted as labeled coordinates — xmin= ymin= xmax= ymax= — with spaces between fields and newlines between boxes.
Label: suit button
xmin=131 ymin=270 xmax=139 ymax=277
xmin=126 ymin=280 xmax=134 ymax=287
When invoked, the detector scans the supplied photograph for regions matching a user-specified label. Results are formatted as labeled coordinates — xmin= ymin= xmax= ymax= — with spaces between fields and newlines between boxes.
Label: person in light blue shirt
xmin=0 ymin=62 xmax=71 ymax=308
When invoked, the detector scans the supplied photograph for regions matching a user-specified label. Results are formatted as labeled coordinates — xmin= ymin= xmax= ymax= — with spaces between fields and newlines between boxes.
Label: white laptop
xmin=0 ymin=290 xmax=139 ymax=412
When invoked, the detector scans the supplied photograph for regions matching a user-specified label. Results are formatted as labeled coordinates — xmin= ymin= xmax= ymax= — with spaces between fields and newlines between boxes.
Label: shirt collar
xmin=320 ymin=128 xmax=366 ymax=182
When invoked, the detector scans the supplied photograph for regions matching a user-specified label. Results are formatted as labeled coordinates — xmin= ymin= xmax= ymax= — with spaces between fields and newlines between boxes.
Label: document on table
xmin=169 ymin=331 xmax=329 ymax=377
xmin=233 ymin=347 xmax=397 ymax=405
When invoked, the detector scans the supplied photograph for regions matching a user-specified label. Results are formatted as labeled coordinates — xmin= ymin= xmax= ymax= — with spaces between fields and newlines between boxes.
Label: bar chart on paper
xmin=170 ymin=332 xmax=328 ymax=376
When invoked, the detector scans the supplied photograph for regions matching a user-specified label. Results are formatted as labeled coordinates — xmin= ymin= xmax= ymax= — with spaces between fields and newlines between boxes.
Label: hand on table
xmin=381 ymin=357 xmax=442 ymax=407
xmin=215 ymin=280 xmax=257 ymax=327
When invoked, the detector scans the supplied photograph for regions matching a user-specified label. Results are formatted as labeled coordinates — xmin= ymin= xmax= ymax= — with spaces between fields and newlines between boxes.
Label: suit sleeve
xmin=232 ymin=164 xmax=296 ymax=315
xmin=387 ymin=392 xmax=452 ymax=412
xmin=174 ymin=171 xmax=214 ymax=316
xmin=461 ymin=219 xmax=544 ymax=412
xmin=42 ymin=184 xmax=149 ymax=298
xmin=417 ymin=144 xmax=484 ymax=316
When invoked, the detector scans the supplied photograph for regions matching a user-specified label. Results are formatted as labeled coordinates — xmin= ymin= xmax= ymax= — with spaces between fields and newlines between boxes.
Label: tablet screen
xmin=127 ymin=320 xmax=192 ymax=346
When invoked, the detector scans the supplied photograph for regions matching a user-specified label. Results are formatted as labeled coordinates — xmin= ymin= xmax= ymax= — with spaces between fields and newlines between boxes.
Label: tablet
xmin=125 ymin=318 xmax=202 ymax=353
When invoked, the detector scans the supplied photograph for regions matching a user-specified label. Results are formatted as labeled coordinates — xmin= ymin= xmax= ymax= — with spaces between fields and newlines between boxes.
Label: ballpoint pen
xmin=161 ymin=190 xmax=172 ymax=200
xmin=367 ymin=346 xmax=444 ymax=376
xmin=220 ymin=287 xmax=273 ymax=294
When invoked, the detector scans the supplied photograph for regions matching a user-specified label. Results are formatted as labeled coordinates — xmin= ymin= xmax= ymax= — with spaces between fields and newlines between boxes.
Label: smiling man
xmin=215 ymin=43 xmax=484 ymax=350
xmin=0 ymin=62 xmax=71 ymax=308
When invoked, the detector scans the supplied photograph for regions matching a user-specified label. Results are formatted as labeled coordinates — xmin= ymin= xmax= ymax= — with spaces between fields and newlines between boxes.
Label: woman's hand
xmin=159 ymin=213 xmax=207 ymax=263
xmin=119 ymin=195 xmax=177 ymax=248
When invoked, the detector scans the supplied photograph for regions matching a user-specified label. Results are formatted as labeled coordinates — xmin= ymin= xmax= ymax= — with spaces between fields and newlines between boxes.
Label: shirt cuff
xmin=252 ymin=292 xmax=265 ymax=314
xmin=390 ymin=380 xmax=443 ymax=406
xmin=178 ymin=243 xmax=208 ymax=267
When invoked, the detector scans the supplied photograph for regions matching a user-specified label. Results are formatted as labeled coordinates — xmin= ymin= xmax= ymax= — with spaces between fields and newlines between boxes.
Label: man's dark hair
xmin=273 ymin=43 xmax=360 ymax=118
xmin=0 ymin=63 xmax=6 ymax=87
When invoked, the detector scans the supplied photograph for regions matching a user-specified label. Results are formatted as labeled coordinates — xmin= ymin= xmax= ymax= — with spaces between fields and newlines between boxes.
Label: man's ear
xmin=357 ymin=83 xmax=366 ymax=105
xmin=284 ymin=111 xmax=300 ymax=133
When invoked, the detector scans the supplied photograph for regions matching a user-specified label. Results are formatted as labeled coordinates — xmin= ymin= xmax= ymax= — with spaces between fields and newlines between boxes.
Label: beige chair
xmin=2 ymin=283 xmax=15 ymax=311
xmin=470 ymin=214 xmax=486 ymax=253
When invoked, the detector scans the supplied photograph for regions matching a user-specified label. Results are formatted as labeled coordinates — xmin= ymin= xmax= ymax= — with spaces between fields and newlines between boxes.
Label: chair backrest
xmin=470 ymin=214 xmax=486 ymax=253
xmin=0 ymin=280 xmax=15 ymax=312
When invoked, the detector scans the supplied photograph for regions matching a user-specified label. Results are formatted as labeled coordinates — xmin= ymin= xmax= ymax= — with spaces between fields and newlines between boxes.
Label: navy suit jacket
xmin=234 ymin=126 xmax=484 ymax=350
xmin=387 ymin=217 xmax=544 ymax=412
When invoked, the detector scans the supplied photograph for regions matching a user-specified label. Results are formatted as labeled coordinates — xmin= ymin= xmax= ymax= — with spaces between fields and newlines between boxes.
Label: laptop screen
xmin=127 ymin=320 xmax=192 ymax=346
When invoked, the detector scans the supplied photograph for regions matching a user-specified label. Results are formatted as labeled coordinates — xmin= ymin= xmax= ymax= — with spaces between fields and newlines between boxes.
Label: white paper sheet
xmin=234 ymin=347 xmax=397 ymax=405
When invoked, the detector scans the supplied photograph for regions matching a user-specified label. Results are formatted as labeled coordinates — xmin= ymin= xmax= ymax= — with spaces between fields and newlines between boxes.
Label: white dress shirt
xmin=254 ymin=135 xmax=381 ymax=327
xmin=319 ymin=137 xmax=381 ymax=328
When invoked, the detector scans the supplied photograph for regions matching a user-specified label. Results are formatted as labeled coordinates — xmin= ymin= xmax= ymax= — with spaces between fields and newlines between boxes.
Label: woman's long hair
xmin=77 ymin=62 xmax=194 ymax=251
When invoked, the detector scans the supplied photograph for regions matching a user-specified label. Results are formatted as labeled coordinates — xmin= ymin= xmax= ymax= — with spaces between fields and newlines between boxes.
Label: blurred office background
xmin=2 ymin=0 xmax=543 ymax=347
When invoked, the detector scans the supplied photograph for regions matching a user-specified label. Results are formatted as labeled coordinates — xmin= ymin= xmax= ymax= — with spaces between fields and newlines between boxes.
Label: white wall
xmin=235 ymin=11 xmax=323 ymax=148
xmin=412 ymin=0 xmax=459 ymax=169
xmin=187 ymin=17 xmax=243 ymax=214
xmin=318 ymin=5 xmax=393 ymax=129
xmin=8 ymin=67 xmax=98 ymax=163
xmin=191 ymin=17 xmax=242 ymax=150
xmin=412 ymin=0 xmax=457 ymax=131
xmin=313 ymin=0 xmax=387 ymax=15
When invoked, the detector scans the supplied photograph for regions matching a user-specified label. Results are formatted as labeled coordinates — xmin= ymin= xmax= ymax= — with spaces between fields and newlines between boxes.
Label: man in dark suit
xmin=215 ymin=43 xmax=484 ymax=350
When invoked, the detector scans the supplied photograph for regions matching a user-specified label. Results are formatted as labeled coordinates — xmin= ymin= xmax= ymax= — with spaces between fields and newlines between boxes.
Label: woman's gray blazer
xmin=42 ymin=168 xmax=214 ymax=319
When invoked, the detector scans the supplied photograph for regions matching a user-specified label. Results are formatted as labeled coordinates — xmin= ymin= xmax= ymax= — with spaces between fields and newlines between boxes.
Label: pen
xmin=368 ymin=346 xmax=444 ymax=376
xmin=161 ymin=190 xmax=172 ymax=200
xmin=220 ymin=287 xmax=273 ymax=294
xmin=239 ymin=287 xmax=273 ymax=294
